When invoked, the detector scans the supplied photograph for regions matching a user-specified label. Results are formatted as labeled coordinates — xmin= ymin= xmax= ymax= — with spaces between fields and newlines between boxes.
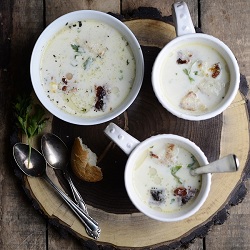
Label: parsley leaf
xmin=183 ymin=68 xmax=194 ymax=82
xmin=187 ymin=155 xmax=198 ymax=169
xmin=71 ymin=44 xmax=80 ymax=52
xmin=171 ymin=165 xmax=182 ymax=184
xmin=83 ymin=57 xmax=94 ymax=70
xmin=13 ymin=95 xmax=49 ymax=165
xmin=183 ymin=68 xmax=189 ymax=76
xmin=182 ymin=60 xmax=200 ymax=82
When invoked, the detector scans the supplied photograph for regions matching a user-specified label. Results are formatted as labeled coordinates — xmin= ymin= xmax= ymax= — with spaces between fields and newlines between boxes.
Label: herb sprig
xmin=183 ymin=60 xmax=199 ymax=83
xmin=13 ymin=95 xmax=48 ymax=165
xmin=183 ymin=68 xmax=194 ymax=82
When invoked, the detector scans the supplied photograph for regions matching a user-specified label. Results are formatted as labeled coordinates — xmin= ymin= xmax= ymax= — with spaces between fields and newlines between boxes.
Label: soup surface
xmin=40 ymin=19 xmax=136 ymax=117
xmin=160 ymin=43 xmax=230 ymax=115
xmin=133 ymin=142 xmax=202 ymax=213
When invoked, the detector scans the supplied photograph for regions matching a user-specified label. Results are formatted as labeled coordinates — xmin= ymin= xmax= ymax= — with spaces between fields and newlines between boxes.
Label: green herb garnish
xmin=83 ymin=57 xmax=94 ymax=70
xmin=170 ymin=198 xmax=175 ymax=204
xmin=183 ymin=60 xmax=200 ymax=82
xmin=71 ymin=44 xmax=80 ymax=52
xmin=13 ymin=95 xmax=48 ymax=166
xmin=183 ymin=68 xmax=194 ymax=82
xmin=171 ymin=165 xmax=182 ymax=184
xmin=187 ymin=155 xmax=198 ymax=170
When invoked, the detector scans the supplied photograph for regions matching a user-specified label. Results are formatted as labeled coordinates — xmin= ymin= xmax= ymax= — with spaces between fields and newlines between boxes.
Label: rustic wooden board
xmin=12 ymin=18 xmax=250 ymax=249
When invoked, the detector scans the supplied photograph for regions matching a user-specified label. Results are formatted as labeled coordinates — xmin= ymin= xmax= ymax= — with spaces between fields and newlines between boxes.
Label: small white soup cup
xmin=30 ymin=10 xmax=144 ymax=125
xmin=152 ymin=2 xmax=240 ymax=121
xmin=104 ymin=123 xmax=211 ymax=222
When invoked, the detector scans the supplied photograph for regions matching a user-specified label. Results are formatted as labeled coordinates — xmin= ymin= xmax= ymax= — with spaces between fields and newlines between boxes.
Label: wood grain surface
xmin=9 ymin=12 xmax=250 ymax=250
xmin=1 ymin=0 xmax=250 ymax=249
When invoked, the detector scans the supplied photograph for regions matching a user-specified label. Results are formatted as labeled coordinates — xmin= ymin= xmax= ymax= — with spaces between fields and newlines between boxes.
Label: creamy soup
xmin=40 ymin=20 xmax=136 ymax=117
xmin=133 ymin=142 xmax=201 ymax=213
xmin=160 ymin=43 xmax=230 ymax=115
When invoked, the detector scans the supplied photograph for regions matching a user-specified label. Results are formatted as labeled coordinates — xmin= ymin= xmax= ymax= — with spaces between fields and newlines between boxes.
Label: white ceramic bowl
xmin=104 ymin=123 xmax=211 ymax=222
xmin=152 ymin=34 xmax=240 ymax=121
xmin=125 ymin=134 xmax=211 ymax=222
xmin=151 ymin=2 xmax=240 ymax=121
xmin=124 ymin=134 xmax=211 ymax=222
xmin=30 ymin=10 xmax=144 ymax=125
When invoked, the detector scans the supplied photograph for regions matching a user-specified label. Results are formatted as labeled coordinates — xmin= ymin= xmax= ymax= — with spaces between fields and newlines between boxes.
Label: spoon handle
xmin=42 ymin=174 xmax=101 ymax=239
xmin=190 ymin=154 xmax=239 ymax=176
xmin=64 ymin=170 xmax=88 ymax=214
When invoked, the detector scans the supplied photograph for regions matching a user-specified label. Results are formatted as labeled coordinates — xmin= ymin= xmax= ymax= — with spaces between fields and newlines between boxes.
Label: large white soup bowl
xmin=30 ymin=10 xmax=144 ymax=125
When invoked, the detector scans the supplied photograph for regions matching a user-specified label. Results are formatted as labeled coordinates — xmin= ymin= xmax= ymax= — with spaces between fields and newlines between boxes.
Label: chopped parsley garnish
xmin=187 ymin=155 xmax=198 ymax=169
xmin=170 ymin=198 xmax=175 ymax=204
xmin=83 ymin=57 xmax=94 ymax=70
xmin=183 ymin=60 xmax=200 ymax=82
xmin=171 ymin=165 xmax=182 ymax=184
xmin=183 ymin=68 xmax=194 ymax=82
xmin=71 ymin=44 xmax=80 ymax=52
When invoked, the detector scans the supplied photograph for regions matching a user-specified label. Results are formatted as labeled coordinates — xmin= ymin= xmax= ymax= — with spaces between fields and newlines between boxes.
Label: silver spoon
xmin=13 ymin=143 xmax=101 ymax=239
xmin=190 ymin=154 xmax=239 ymax=176
xmin=41 ymin=133 xmax=88 ymax=214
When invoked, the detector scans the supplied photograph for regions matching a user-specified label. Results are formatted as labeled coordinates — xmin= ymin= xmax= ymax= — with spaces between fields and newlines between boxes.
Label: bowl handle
xmin=104 ymin=123 xmax=140 ymax=155
xmin=172 ymin=1 xmax=196 ymax=36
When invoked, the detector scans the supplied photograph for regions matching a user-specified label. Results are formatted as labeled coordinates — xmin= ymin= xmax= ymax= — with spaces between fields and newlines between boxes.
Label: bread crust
xmin=71 ymin=137 xmax=103 ymax=182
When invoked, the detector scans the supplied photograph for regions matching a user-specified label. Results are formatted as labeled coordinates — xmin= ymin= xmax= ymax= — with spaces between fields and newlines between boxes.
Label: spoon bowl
xmin=41 ymin=133 xmax=69 ymax=170
xmin=41 ymin=133 xmax=88 ymax=213
xmin=13 ymin=143 xmax=46 ymax=177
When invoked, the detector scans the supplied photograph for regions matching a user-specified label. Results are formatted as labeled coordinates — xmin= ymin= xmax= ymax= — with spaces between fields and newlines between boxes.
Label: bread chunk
xmin=71 ymin=137 xmax=103 ymax=182
xmin=180 ymin=91 xmax=206 ymax=112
